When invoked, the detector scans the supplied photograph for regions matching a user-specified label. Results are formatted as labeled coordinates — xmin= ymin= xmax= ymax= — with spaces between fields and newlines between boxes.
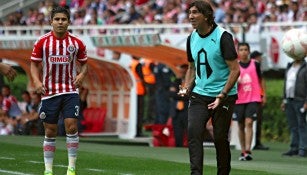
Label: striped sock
xmin=66 ymin=132 xmax=79 ymax=169
xmin=43 ymin=137 xmax=56 ymax=172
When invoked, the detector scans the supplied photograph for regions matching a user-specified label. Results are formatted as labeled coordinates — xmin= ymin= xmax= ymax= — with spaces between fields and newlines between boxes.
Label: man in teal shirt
xmin=179 ymin=1 xmax=240 ymax=174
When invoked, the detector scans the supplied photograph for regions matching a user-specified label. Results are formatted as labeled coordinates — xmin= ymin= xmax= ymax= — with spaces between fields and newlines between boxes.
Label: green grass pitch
xmin=0 ymin=136 xmax=306 ymax=175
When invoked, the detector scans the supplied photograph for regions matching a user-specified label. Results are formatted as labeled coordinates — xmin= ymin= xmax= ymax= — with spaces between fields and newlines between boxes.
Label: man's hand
xmin=178 ymin=85 xmax=189 ymax=97
xmin=34 ymin=81 xmax=46 ymax=95
xmin=208 ymin=93 xmax=226 ymax=110
xmin=0 ymin=63 xmax=17 ymax=81
xmin=74 ymin=73 xmax=85 ymax=88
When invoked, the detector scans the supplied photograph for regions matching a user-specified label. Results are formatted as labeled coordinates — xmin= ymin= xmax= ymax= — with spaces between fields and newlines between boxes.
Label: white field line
xmin=86 ymin=168 xmax=106 ymax=172
xmin=28 ymin=161 xmax=108 ymax=173
xmin=0 ymin=169 xmax=34 ymax=175
xmin=0 ymin=157 xmax=15 ymax=160
xmin=28 ymin=160 xmax=66 ymax=168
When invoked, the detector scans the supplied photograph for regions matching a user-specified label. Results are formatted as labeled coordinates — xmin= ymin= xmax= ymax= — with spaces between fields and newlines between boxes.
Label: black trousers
xmin=188 ymin=93 xmax=236 ymax=175
xmin=172 ymin=108 xmax=188 ymax=147
xmin=136 ymin=95 xmax=144 ymax=136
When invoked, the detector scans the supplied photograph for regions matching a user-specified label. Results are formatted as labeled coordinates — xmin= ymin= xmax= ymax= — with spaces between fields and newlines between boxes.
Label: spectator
xmin=19 ymin=91 xmax=32 ymax=114
xmin=23 ymin=92 xmax=44 ymax=135
xmin=112 ymin=51 xmax=121 ymax=61
xmin=1 ymin=85 xmax=23 ymax=134
xmin=281 ymin=56 xmax=307 ymax=157
xmin=0 ymin=94 xmax=14 ymax=135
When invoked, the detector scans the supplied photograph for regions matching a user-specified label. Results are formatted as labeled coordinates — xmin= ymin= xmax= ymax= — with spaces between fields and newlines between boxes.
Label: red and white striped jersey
xmin=31 ymin=31 xmax=87 ymax=99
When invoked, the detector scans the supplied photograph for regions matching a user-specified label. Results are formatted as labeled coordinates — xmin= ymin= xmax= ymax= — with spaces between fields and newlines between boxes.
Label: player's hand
xmin=0 ymin=63 xmax=17 ymax=82
xmin=74 ymin=73 xmax=85 ymax=88
xmin=178 ymin=85 xmax=189 ymax=97
xmin=34 ymin=82 xmax=46 ymax=95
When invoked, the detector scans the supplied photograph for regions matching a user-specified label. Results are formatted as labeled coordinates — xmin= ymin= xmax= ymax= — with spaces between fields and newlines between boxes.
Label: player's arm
xmin=31 ymin=61 xmax=45 ymax=95
xmin=74 ymin=62 xmax=88 ymax=88
xmin=74 ymin=40 xmax=88 ymax=87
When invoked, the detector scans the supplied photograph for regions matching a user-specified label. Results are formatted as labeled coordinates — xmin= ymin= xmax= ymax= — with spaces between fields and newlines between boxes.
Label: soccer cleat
xmin=44 ymin=170 xmax=53 ymax=175
xmin=67 ymin=167 xmax=76 ymax=175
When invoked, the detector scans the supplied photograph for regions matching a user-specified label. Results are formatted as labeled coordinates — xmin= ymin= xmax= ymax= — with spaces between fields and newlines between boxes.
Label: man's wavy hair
xmin=189 ymin=0 xmax=215 ymax=26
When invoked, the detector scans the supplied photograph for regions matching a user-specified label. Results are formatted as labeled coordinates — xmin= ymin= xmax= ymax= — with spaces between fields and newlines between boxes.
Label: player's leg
xmin=62 ymin=94 xmax=80 ymax=175
xmin=40 ymin=97 xmax=61 ymax=175
xmin=43 ymin=123 xmax=58 ymax=174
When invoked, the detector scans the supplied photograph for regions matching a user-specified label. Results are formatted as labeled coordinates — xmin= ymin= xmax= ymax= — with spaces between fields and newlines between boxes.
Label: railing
xmin=0 ymin=22 xmax=306 ymax=37
xmin=0 ymin=0 xmax=41 ymax=20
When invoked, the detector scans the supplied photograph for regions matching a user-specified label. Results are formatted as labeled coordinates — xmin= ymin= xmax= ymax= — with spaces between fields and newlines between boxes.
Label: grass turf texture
xmin=0 ymin=136 xmax=307 ymax=175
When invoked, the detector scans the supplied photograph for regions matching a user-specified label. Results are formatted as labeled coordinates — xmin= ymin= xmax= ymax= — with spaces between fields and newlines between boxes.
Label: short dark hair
xmin=51 ymin=6 xmax=70 ymax=20
xmin=238 ymin=42 xmax=250 ymax=51
xmin=189 ymin=0 xmax=215 ymax=26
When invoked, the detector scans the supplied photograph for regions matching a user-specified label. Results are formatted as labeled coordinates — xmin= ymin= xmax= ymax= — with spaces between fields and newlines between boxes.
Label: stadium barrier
xmin=82 ymin=107 xmax=107 ymax=133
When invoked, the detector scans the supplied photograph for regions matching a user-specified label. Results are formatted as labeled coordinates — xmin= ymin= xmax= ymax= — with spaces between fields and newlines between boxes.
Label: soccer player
xmin=179 ymin=1 xmax=240 ymax=174
xmin=30 ymin=6 xmax=88 ymax=175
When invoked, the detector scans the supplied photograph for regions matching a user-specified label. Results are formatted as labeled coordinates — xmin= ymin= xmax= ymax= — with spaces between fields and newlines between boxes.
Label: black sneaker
xmin=282 ymin=150 xmax=299 ymax=156
xmin=245 ymin=151 xmax=253 ymax=161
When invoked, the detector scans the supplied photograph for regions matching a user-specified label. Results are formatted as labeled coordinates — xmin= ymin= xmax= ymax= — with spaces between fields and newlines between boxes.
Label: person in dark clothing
xmin=281 ymin=56 xmax=307 ymax=157
xmin=154 ymin=63 xmax=175 ymax=124
xmin=130 ymin=56 xmax=146 ymax=137
xmin=23 ymin=92 xmax=44 ymax=135
xmin=169 ymin=64 xmax=189 ymax=147
xmin=250 ymin=50 xmax=269 ymax=150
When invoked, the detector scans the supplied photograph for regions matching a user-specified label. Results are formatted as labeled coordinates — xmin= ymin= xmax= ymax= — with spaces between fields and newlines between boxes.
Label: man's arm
xmin=74 ymin=62 xmax=88 ymax=88
xmin=220 ymin=59 xmax=240 ymax=94
xmin=184 ymin=62 xmax=196 ymax=91
xmin=208 ymin=59 xmax=239 ymax=109
xmin=178 ymin=62 xmax=195 ymax=96
xmin=0 ymin=63 xmax=17 ymax=81
xmin=30 ymin=62 xmax=45 ymax=95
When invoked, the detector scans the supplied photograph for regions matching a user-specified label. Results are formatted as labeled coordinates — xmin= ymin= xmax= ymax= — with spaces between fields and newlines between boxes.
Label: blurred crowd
xmin=0 ymin=85 xmax=44 ymax=136
xmin=1 ymin=0 xmax=306 ymax=33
